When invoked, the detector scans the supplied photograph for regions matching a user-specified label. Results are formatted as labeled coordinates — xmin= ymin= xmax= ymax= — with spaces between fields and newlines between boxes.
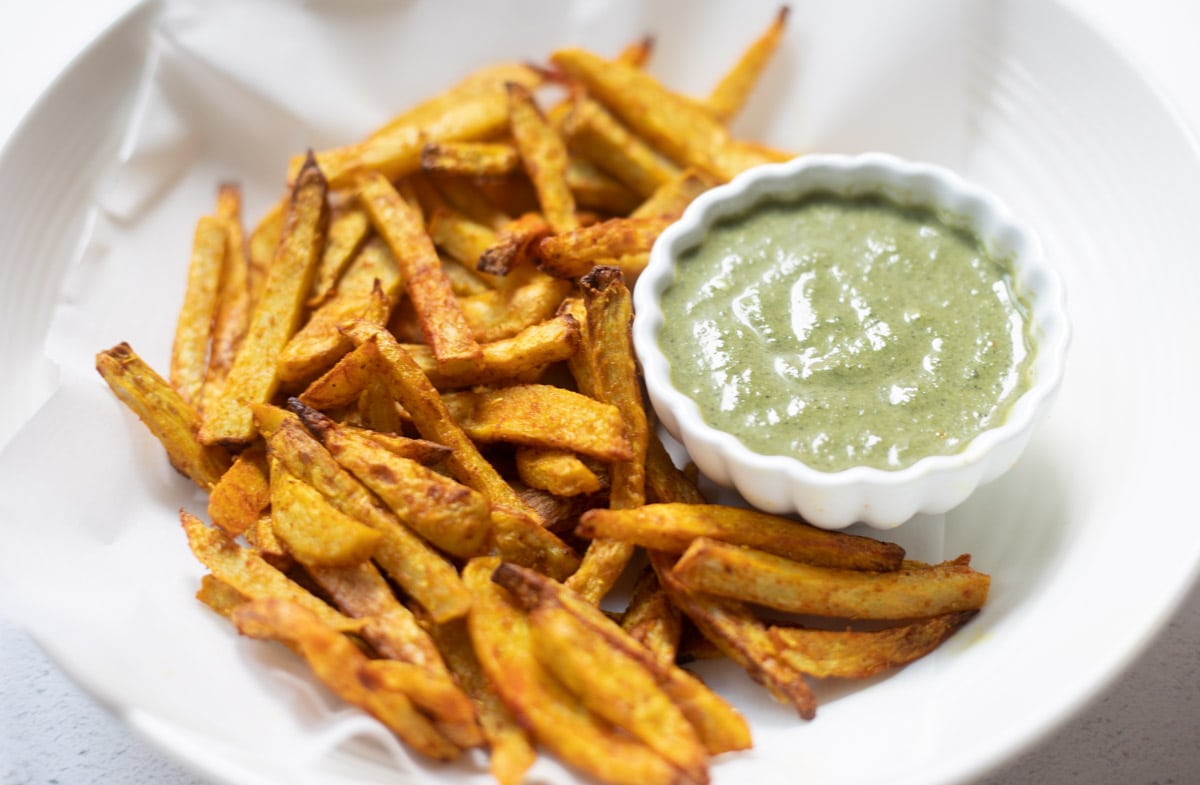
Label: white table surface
xmin=2 ymin=1 xmax=1198 ymax=784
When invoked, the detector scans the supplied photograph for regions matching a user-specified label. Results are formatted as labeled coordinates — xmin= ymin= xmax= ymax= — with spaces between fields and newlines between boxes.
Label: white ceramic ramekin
xmin=633 ymin=153 xmax=1069 ymax=529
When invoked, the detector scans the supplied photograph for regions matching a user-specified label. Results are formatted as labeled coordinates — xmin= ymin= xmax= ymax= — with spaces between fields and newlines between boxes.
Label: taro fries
xmin=94 ymin=9 xmax=990 ymax=785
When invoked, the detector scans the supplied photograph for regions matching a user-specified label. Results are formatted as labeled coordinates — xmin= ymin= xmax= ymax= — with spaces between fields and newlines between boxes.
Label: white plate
xmin=2 ymin=2 xmax=1199 ymax=785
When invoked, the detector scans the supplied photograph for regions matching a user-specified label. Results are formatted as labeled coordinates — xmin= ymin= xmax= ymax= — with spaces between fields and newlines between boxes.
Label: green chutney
xmin=658 ymin=192 xmax=1035 ymax=472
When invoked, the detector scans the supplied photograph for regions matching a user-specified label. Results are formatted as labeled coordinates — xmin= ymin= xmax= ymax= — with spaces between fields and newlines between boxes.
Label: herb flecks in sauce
xmin=659 ymin=193 xmax=1035 ymax=471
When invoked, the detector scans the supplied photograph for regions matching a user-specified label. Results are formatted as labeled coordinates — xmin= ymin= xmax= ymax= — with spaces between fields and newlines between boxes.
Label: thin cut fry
xmin=705 ymin=6 xmax=790 ymax=123
xmin=269 ymin=465 xmax=383 ymax=567
xmin=207 ymin=445 xmax=269 ymax=535
xmin=621 ymin=567 xmax=682 ymax=669
xmin=515 ymin=447 xmax=603 ymax=497
xmin=307 ymin=207 xmax=370 ymax=307
xmin=535 ymin=215 xmax=674 ymax=279
xmin=203 ymin=184 xmax=252 ymax=409
xmin=246 ymin=197 xmax=285 ymax=306
xmin=476 ymin=212 xmax=552 ymax=278
xmin=507 ymin=81 xmax=577 ymax=233
xmin=171 ymin=214 xmax=227 ymax=406
xmin=562 ymin=96 xmax=679 ymax=198
xmin=96 ymin=343 xmax=231 ymax=489
xmin=421 ymin=141 xmax=522 ymax=177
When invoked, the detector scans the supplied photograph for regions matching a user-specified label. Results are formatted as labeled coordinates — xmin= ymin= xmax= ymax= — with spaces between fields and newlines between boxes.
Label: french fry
xmin=421 ymin=141 xmax=522 ymax=177
xmin=704 ymin=6 xmax=790 ymax=123
xmin=621 ymin=567 xmax=682 ymax=668
xmin=254 ymin=405 xmax=472 ymax=623
xmin=566 ymin=158 xmax=643 ymax=215
xmin=293 ymin=402 xmax=492 ymax=559
xmin=463 ymin=558 xmax=685 ymax=785
xmin=673 ymin=541 xmax=991 ymax=619
xmin=433 ymin=175 xmax=513 ymax=231
xmin=277 ymin=238 xmax=401 ymax=384
xmin=615 ymin=34 xmax=655 ymax=69
xmin=534 ymin=215 xmax=674 ymax=278
xmin=295 ymin=339 xmax=378 ymax=410
xmin=427 ymin=206 xmax=498 ymax=269
xmin=246 ymin=197 xmax=286 ymax=306
xmin=566 ymin=268 xmax=647 ymax=603
xmin=769 ymin=611 xmax=979 ymax=679
xmin=631 ymin=168 xmax=718 ymax=219
xmin=207 ymin=445 xmax=269 ymax=535
xmin=195 ymin=573 xmax=249 ymax=620
xmin=269 ymin=464 xmax=383 ymax=567
xmin=550 ymin=48 xmax=775 ymax=181
xmin=457 ymin=276 xmax=573 ymax=343
xmin=440 ymin=384 xmax=633 ymax=462
xmin=578 ymin=503 xmax=906 ymax=571
xmin=306 ymin=206 xmax=371 ymax=308
xmin=515 ymin=447 xmax=603 ymax=497
xmin=561 ymin=96 xmax=679 ymax=198
xmin=243 ymin=514 xmax=292 ymax=571
xmin=96 ymin=343 xmax=231 ymax=489
xmin=493 ymin=562 xmax=752 ymax=756
xmin=644 ymin=427 xmax=707 ymax=506
xmin=203 ymin=184 xmax=252 ymax=410
xmin=507 ymin=81 xmax=577 ymax=233
xmin=476 ymin=212 xmax=552 ymax=278
xmin=200 ymin=153 xmax=329 ymax=447
xmin=180 ymin=510 xmax=359 ymax=632
xmin=356 ymin=169 xmax=482 ymax=376
xmin=170 ymin=214 xmax=227 ymax=407
xmin=230 ymin=598 xmax=461 ymax=761
xmin=338 ymin=427 xmax=452 ymax=465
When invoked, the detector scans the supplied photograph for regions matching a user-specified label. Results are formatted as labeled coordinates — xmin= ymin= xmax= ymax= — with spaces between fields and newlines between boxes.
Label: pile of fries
xmin=95 ymin=8 xmax=990 ymax=785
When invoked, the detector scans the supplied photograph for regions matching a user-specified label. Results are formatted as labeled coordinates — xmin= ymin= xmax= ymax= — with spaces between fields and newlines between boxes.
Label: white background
xmin=1 ymin=1 xmax=1198 ymax=784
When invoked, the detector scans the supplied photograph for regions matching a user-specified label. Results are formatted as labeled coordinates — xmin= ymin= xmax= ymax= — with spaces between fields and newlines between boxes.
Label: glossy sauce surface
xmin=659 ymin=193 xmax=1035 ymax=471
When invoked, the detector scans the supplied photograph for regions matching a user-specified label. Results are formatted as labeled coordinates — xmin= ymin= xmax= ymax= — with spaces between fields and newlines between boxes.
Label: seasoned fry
xmin=434 ymin=175 xmax=513 ymax=231
xmin=550 ymin=48 xmax=775 ymax=181
xmin=578 ymin=503 xmax=906 ymax=571
xmin=631 ymin=168 xmax=718 ymax=219
xmin=476 ymin=212 xmax=552 ymax=278
xmin=246 ymin=197 xmax=286 ymax=306
xmin=307 ymin=207 xmax=371 ymax=308
xmin=769 ymin=611 xmax=979 ymax=679
xmin=673 ymin=541 xmax=991 ymax=619
xmin=515 ymin=447 xmax=603 ymax=497
xmin=170 ymin=214 xmax=227 ymax=406
xmin=566 ymin=158 xmax=643 ymax=215
xmin=200 ymin=154 xmax=329 ymax=446
xmin=269 ymin=465 xmax=382 ymax=567
xmin=621 ymin=567 xmax=682 ymax=668
xmin=535 ymin=215 xmax=674 ymax=278
xmin=457 ymin=276 xmax=573 ymax=343
xmin=96 ymin=343 xmax=231 ymax=489
xmin=464 ymin=558 xmax=684 ymax=785
xmin=705 ymin=6 xmax=790 ymax=123
xmin=180 ymin=510 xmax=358 ymax=632
xmin=255 ymin=405 xmax=471 ymax=623
xmin=441 ymin=384 xmax=633 ymax=462
xmin=293 ymin=402 xmax=492 ymax=559
xmin=244 ymin=515 xmax=292 ymax=570
xmin=295 ymin=338 xmax=378 ymax=410
xmin=507 ymin=81 xmax=577 ymax=233
xmin=207 ymin=445 xmax=269 ymax=535
xmin=427 ymin=206 xmax=498 ymax=270
xmin=230 ymin=598 xmax=461 ymax=761
xmin=195 ymin=573 xmax=249 ymax=620
xmin=356 ymin=169 xmax=482 ymax=375
xmin=203 ymin=184 xmax=252 ymax=409
xmin=566 ymin=268 xmax=647 ymax=603
xmin=644 ymin=427 xmax=707 ymax=505
xmin=421 ymin=141 xmax=522 ymax=177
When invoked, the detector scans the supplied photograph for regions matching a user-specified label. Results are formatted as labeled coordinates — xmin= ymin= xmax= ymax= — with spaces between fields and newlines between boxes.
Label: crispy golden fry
xmin=566 ymin=268 xmax=647 ymax=603
xmin=428 ymin=618 xmax=537 ymax=785
xmin=622 ymin=567 xmax=682 ymax=669
xmin=653 ymin=551 xmax=817 ymax=719
xmin=421 ymin=141 xmax=522 ymax=177
xmin=295 ymin=339 xmax=378 ymax=410
xmin=515 ymin=447 xmax=603 ymax=496
xmin=644 ymin=428 xmax=707 ymax=505
xmin=494 ymin=562 xmax=751 ymax=756
xmin=476 ymin=212 xmax=552 ymax=278
xmin=244 ymin=514 xmax=292 ymax=570
xmin=207 ymin=445 xmax=269 ymax=535
xmin=489 ymin=507 xmax=582 ymax=582
xmin=534 ymin=215 xmax=674 ymax=278
xmin=170 ymin=214 xmax=227 ymax=406
xmin=356 ymin=376 xmax=406 ymax=434
xmin=230 ymin=598 xmax=461 ymax=761
xmin=427 ymin=206 xmax=497 ymax=270
xmin=356 ymin=170 xmax=482 ymax=375
xmin=550 ymin=48 xmax=775 ymax=181
xmin=441 ymin=384 xmax=632 ymax=462
xmin=255 ymin=405 xmax=471 ymax=622
xmin=705 ymin=6 xmax=790 ymax=123
xmin=673 ymin=541 xmax=991 ymax=619
xmin=769 ymin=611 xmax=979 ymax=679
xmin=463 ymin=559 xmax=685 ymax=785
xmin=631 ymin=168 xmax=718 ymax=219
xmin=96 ymin=343 xmax=231 ymax=489
xmin=578 ymin=503 xmax=906 ymax=571
xmin=400 ymin=306 xmax=581 ymax=390
xmin=200 ymin=154 xmax=329 ymax=446
xmin=518 ymin=484 xmax=606 ymax=533
xmin=246 ymin=197 xmax=286 ymax=306
xmin=566 ymin=157 xmax=643 ymax=214
xmin=277 ymin=238 xmax=401 ymax=384
xmin=307 ymin=207 xmax=371 ymax=308
xmin=294 ymin=402 xmax=492 ymax=559
xmin=195 ymin=573 xmax=249 ymax=620
xmin=180 ymin=510 xmax=359 ymax=632
xmin=341 ymin=428 xmax=451 ymax=465
xmin=358 ymin=660 xmax=483 ymax=749
xmin=433 ymin=175 xmax=513 ymax=231
xmin=439 ymin=254 xmax=493 ymax=296
xmin=562 ymin=96 xmax=679 ymax=198
xmin=615 ymin=34 xmax=655 ymax=68
xmin=528 ymin=598 xmax=709 ymax=785
xmin=507 ymin=82 xmax=577 ymax=233
xmin=269 ymin=465 xmax=382 ymax=567
xmin=306 ymin=561 xmax=483 ymax=749
xmin=458 ymin=276 xmax=573 ymax=343
xmin=203 ymin=184 xmax=252 ymax=409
